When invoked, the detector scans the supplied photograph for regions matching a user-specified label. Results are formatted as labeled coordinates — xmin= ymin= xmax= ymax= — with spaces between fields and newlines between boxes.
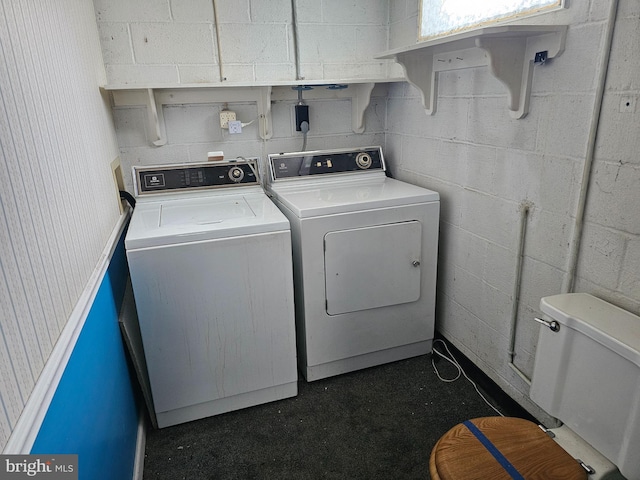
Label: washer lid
xmin=125 ymin=190 xmax=290 ymax=249
xmin=268 ymin=176 xmax=440 ymax=217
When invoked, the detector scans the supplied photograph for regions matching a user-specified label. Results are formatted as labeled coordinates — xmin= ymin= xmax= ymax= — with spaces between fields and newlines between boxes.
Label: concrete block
xmin=105 ymin=64 xmax=179 ymax=86
xmin=466 ymin=96 xmax=538 ymax=151
xmin=585 ymin=160 xmax=640 ymax=234
xmin=214 ymin=0 xmax=250 ymax=23
xmin=250 ymin=0 xmax=291 ymax=23
xmin=607 ymin=17 xmax=640 ymax=91
xmin=293 ymin=0 xmax=322 ymax=24
xmin=458 ymin=189 xmax=518 ymax=248
xmin=297 ymin=25 xmax=357 ymax=62
xmin=534 ymin=93 xmax=593 ymax=158
xmin=618 ymin=0 xmax=640 ymax=18
xmin=112 ymin=107 xmax=148 ymax=147
xmin=219 ymin=24 xmax=289 ymax=63
xmin=97 ymin=23 xmax=133 ymax=65
xmin=93 ymin=0 xmax=171 ymax=22
xmin=517 ymin=257 xmax=565 ymax=314
xmin=475 ymin=324 xmax=511 ymax=375
xmin=525 ymin=209 xmax=573 ymax=267
xmin=446 ymin=225 xmax=488 ymax=276
xmin=483 ymin=242 xmax=517 ymax=294
xmin=163 ymin=104 xmax=222 ymax=144
xmin=298 ymin=63 xmax=324 ymax=80
xmin=322 ymin=0 xmax=388 ymax=25
xmin=170 ymin=0 xmax=214 ymax=22
xmin=219 ymin=64 xmax=255 ymax=83
xmin=577 ymin=222 xmax=626 ymax=289
xmin=619 ymin=237 xmax=640 ymax=300
xmin=595 ymin=93 xmax=640 ymax=164
xmin=322 ymin=62 xmax=388 ymax=80
xmin=304 ymin=99 xmax=352 ymax=134
xmin=131 ymin=23 xmax=215 ymax=64
xmin=494 ymin=151 xmax=580 ymax=216
xmin=437 ymin=294 xmax=480 ymax=351
xmin=254 ymin=63 xmax=295 ymax=82
xmin=178 ymin=66 xmax=218 ymax=84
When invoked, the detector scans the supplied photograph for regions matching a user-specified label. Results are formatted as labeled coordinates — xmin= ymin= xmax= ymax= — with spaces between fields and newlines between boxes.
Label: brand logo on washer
xmin=144 ymin=173 xmax=165 ymax=188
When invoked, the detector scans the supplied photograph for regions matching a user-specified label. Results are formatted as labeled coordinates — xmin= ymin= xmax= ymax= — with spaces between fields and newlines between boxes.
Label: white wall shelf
xmin=105 ymin=81 xmax=384 ymax=144
xmin=377 ymin=25 xmax=568 ymax=119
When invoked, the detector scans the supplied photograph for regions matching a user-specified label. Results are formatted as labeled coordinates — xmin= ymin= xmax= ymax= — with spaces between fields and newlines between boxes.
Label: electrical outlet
xmin=220 ymin=110 xmax=236 ymax=128
xmin=228 ymin=120 xmax=242 ymax=134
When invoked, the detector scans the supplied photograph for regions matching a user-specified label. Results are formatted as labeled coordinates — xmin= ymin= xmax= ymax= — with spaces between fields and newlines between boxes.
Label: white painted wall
xmin=94 ymin=0 xmax=399 ymax=86
xmin=0 ymin=0 xmax=122 ymax=449
xmin=386 ymin=0 xmax=640 ymax=419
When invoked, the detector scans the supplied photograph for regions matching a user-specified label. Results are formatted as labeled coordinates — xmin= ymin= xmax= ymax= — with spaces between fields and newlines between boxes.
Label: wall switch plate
xmin=228 ymin=120 xmax=242 ymax=134
xmin=220 ymin=110 xmax=236 ymax=128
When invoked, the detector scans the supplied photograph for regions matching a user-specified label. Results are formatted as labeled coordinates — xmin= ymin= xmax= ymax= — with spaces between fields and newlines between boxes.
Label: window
xmin=419 ymin=0 xmax=564 ymax=40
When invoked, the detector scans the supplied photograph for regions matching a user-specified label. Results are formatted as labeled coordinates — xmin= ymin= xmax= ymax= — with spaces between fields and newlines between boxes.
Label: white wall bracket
xmin=110 ymin=86 xmax=274 ymax=145
xmin=146 ymin=89 xmax=167 ymax=146
xmin=377 ymin=25 xmax=567 ymax=119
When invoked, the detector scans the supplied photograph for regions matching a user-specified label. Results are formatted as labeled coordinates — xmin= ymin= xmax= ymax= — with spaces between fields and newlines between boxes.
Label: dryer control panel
xmin=269 ymin=146 xmax=385 ymax=181
xmin=133 ymin=159 xmax=259 ymax=196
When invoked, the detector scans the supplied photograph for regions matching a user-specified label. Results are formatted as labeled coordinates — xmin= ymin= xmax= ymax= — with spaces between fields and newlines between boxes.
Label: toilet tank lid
xmin=541 ymin=293 xmax=640 ymax=367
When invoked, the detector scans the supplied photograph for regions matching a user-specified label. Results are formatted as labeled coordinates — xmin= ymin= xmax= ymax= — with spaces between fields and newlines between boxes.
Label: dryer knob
xmin=229 ymin=166 xmax=245 ymax=182
xmin=355 ymin=152 xmax=372 ymax=169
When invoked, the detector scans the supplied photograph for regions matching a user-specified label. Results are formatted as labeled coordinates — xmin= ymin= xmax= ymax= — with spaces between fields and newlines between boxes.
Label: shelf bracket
xmin=351 ymin=83 xmax=375 ymax=133
xmin=257 ymin=86 xmax=273 ymax=140
xmin=397 ymin=51 xmax=436 ymax=115
xmin=146 ymin=88 xmax=167 ymax=147
xmin=378 ymin=25 xmax=568 ymax=119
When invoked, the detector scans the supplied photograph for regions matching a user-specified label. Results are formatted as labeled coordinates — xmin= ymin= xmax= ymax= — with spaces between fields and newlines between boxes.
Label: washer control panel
xmin=269 ymin=146 xmax=384 ymax=181
xmin=133 ymin=159 xmax=259 ymax=196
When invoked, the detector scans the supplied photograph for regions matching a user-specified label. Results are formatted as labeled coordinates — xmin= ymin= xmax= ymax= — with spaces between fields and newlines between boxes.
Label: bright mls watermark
xmin=0 ymin=455 xmax=77 ymax=479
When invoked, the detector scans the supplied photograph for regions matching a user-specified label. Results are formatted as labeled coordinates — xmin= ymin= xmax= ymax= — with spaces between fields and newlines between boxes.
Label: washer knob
xmin=355 ymin=152 xmax=372 ymax=169
xmin=229 ymin=166 xmax=245 ymax=182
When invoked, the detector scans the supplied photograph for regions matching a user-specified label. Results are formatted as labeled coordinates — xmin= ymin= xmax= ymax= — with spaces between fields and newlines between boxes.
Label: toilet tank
xmin=530 ymin=293 xmax=640 ymax=480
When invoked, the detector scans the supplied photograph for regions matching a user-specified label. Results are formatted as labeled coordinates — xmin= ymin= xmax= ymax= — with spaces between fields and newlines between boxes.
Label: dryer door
xmin=324 ymin=221 xmax=422 ymax=315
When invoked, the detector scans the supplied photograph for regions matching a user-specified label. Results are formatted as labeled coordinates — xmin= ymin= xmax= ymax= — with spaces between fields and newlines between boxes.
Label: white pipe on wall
xmin=508 ymin=202 xmax=532 ymax=386
xmin=212 ymin=0 xmax=225 ymax=82
xmin=291 ymin=0 xmax=302 ymax=80
xmin=508 ymin=0 xmax=620 ymax=387
xmin=562 ymin=0 xmax=620 ymax=293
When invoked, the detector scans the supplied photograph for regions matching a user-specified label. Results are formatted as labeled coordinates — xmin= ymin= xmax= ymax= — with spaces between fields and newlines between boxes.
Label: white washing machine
xmin=125 ymin=159 xmax=297 ymax=428
xmin=266 ymin=146 xmax=440 ymax=381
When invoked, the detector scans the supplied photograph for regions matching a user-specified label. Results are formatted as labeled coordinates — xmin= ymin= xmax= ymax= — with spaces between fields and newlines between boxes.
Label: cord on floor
xmin=431 ymin=339 xmax=504 ymax=417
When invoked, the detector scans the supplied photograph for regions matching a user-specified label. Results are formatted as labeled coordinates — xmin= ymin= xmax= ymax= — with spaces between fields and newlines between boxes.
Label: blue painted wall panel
xmin=31 ymin=232 xmax=139 ymax=480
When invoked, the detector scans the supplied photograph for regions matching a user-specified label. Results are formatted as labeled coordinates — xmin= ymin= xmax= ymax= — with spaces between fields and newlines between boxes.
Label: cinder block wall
xmin=386 ymin=0 xmax=640 ymax=420
xmin=94 ymin=0 xmax=397 ymax=85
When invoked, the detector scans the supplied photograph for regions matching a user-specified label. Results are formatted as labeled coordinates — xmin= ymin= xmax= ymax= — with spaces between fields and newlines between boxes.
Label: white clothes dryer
xmin=266 ymin=147 xmax=440 ymax=381
xmin=125 ymin=159 xmax=297 ymax=428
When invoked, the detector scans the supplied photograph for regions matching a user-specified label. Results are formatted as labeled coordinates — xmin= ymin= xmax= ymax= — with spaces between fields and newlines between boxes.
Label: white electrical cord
xmin=431 ymin=339 xmax=504 ymax=417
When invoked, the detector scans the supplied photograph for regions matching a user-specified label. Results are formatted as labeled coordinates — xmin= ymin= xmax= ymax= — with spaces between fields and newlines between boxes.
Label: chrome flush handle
xmin=534 ymin=317 xmax=560 ymax=332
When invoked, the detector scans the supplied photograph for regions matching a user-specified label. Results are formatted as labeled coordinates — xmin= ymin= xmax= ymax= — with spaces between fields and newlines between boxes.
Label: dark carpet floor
xmin=142 ymin=341 xmax=535 ymax=480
